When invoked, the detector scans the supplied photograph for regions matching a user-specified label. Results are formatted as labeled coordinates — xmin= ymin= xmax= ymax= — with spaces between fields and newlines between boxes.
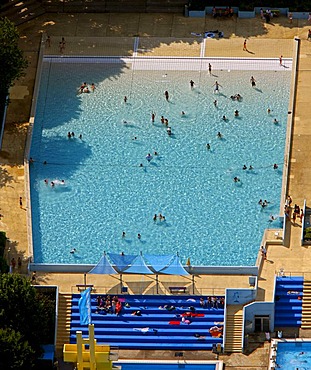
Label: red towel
xmin=169 ymin=321 xmax=181 ymax=325
xmin=115 ymin=301 xmax=122 ymax=314
xmin=181 ymin=312 xmax=205 ymax=318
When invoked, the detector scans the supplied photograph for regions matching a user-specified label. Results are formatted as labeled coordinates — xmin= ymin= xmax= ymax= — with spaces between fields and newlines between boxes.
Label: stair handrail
xmin=274 ymin=271 xmax=311 ymax=280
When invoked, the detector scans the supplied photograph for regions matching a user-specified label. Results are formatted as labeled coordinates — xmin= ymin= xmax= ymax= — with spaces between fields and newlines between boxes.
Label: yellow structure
xmin=63 ymin=324 xmax=118 ymax=370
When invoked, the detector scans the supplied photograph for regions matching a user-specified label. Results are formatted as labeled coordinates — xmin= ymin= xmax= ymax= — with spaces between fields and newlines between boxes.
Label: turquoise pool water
xmin=116 ymin=363 xmax=216 ymax=370
xmin=276 ymin=341 xmax=311 ymax=369
xmin=30 ymin=60 xmax=291 ymax=265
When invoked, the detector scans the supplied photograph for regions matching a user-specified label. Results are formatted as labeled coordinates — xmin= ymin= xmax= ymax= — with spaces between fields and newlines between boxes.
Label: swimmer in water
xmin=233 ymin=177 xmax=240 ymax=182
xmin=217 ymin=132 xmax=223 ymax=139
xmin=213 ymin=100 xmax=217 ymax=107
xmin=124 ymin=96 xmax=127 ymax=103
xmin=53 ymin=179 xmax=65 ymax=185
xmin=243 ymin=165 xmax=247 ymax=170
xmin=70 ymin=248 xmax=77 ymax=254
xmin=249 ymin=165 xmax=254 ymax=170
xmin=44 ymin=179 xmax=48 ymax=185
xmin=146 ymin=153 xmax=153 ymax=162
xmin=222 ymin=115 xmax=227 ymax=121
xmin=161 ymin=116 xmax=165 ymax=124
xmin=273 ymin=163 xmax=278 ymax=169
xmin=267 ymin=108 xmax=271 ymax=114
xmin=274 ymin=118 xmax=278 ymax=124
xmin=234 ymin=110 xmax=239 ymax=117
xmin=181 ymin=111 xmax=185 ymax=116
xmin=213 ymin=81 xmax=222 ymax=93
xmin=206 ymin=143 xmax=211 ymax=150
xmin=79 ymin=82 xmax=87 ymax=94
xmin=151 ymin=112 xmax=156 ymax=122
xmin=164 ymin=91 xmax=169 ymax=101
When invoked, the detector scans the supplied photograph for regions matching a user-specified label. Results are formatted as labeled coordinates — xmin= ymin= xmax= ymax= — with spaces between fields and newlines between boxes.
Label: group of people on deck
xmin=96 ymin=295 xmax=122 ymax=315
xmin=200 ymin=296 xmax=225 ymax=309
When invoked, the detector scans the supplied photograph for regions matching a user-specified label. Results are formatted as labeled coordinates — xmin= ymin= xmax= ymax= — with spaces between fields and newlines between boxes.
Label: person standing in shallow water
xmin=164 ymin=91 xmax=169 ymax=101
xmin=213 ymin=81 xmax=222 ymax=94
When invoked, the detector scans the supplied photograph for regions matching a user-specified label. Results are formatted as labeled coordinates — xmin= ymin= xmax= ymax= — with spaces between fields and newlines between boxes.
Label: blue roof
xmin=108 ymin=253 xmax=137 ymax=272
xmin=123 ymin=254 xmax=153 ymax=274
xmin=144 ymin=254 xmax=174 ymax=272
xmin=88 ymin=254 xmax=117 ymax=274
xmin=160 ymin=255 xmax=189 ymax=275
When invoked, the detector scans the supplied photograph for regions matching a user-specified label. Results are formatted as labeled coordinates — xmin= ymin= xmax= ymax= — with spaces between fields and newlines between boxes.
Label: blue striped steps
xmin=70 ymin=294 xmax=225 ymax=350
xmin=274 ymin=276 xmax=303 ymax=327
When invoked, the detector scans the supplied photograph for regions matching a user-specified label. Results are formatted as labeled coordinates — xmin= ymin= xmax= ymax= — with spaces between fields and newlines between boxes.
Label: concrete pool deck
xmin=1 ymin=11 xmax=311 ymax=369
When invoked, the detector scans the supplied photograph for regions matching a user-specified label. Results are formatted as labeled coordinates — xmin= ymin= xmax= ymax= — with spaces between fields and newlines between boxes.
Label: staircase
xmin=56 ymin=293 xmax=72 ymax=353
xmin=274 ymin=276 xmax=303 ymax=327
xmin=1 ymin=0 xmax=186 ymax=19
xmin=301 ymin=280 xmax=311 ymax=329
xmin=0 ymin=0 xmax=45 ymax=26
xmin=224 ymin=305 xmax=244 ymax=353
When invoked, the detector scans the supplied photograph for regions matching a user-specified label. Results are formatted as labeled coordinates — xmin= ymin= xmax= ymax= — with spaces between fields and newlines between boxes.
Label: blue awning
xmin=144 ymin=254 xmax=174 ymax=272
xmin=160 ymin=255 xmax=189 ymax=275
xmin=88 ymin=253 xmax=117 ymax=274
xmin=123 ymin=254 xmax=153 ymax=274
xmin=91 ymin=253 xmax=191 ymax=276
xmin=108 ymin=253 xmax=137 ymax=272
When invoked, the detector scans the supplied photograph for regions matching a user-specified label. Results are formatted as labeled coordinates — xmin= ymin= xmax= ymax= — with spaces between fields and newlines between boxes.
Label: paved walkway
xmin=1 ymin=12 xmax=311 ymax=368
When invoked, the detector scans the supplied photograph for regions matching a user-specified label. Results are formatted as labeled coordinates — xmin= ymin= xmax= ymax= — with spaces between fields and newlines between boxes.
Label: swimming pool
xmin=115 ymin=360 xmax=221 ymax=370
xmin=274 ymin=341 xmax=311 ymax=369
xmin=29 ymin=58 xmax=291 ymax=266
